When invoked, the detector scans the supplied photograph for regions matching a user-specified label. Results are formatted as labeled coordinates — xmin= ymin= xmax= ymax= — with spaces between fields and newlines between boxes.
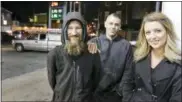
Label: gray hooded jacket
xmin=47 ymin=12 xmax=101 ymax=102
xmin=61 ymin=12 xmax=87 ymax=45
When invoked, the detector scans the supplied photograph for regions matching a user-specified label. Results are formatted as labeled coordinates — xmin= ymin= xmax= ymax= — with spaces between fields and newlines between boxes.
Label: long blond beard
xmin=64 ymin=41 xmax=85 ymax=56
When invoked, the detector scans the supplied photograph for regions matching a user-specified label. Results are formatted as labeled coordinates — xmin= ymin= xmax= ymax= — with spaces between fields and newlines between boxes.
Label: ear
xmin=104 ymin=21 xmax=107 ymax=28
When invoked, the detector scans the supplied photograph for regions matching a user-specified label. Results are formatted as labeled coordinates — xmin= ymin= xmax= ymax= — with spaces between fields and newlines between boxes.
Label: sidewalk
xmin=2 ymin=68 xmax=53 ymax=101
xmin=1 ymin=43 xmax=14 ymax=51
xmin=1 ymin=43 xmax=12 ymax=48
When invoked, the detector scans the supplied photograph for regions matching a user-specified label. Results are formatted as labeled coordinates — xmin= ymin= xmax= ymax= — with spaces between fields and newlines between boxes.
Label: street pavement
xmin=1 ymin=45 xmax=53 ymax=101
xmin=1 ymin=46 xmax=47 ymax=80
xmin=2 ymin=68 xmax=53 ymax=101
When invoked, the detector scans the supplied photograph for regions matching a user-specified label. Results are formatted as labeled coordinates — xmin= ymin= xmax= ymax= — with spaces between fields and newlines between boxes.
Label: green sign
xmin=51 ymin=8 xmax=63 ymax=20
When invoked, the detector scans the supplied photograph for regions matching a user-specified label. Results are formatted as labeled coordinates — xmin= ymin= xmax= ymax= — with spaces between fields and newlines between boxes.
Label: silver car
xmin=12 ymin=33 xmax=62 ymax=52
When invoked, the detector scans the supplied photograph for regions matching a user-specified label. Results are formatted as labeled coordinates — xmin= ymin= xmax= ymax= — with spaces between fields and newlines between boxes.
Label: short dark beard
xmin=64 ymin=41 xmax=85 ymax=56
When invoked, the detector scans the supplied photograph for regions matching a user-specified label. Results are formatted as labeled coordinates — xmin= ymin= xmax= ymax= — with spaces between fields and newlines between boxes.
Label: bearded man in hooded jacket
xmin=47 ymin=12 xmax=101 ymax=102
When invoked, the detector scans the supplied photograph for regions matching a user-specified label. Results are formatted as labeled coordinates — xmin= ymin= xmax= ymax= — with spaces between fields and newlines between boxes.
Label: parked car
xmin=12 ymin=30 xmax=30 ymax=40
xmin=12 ymin=33 xmax=62 ymax=52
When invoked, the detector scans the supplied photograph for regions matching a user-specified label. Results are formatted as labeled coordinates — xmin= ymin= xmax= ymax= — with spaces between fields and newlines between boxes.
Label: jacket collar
xmin=100 ymin=34 xmax=122 ymax=42
xmin=137 ymin=54 xmax=153 ymax=93
xmin=136 ymin=54 xmax=175 ymax=93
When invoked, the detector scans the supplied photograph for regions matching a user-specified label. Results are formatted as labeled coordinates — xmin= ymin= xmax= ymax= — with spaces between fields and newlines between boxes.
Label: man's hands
xmin=87 ymin=42 xmax=100 ymax=54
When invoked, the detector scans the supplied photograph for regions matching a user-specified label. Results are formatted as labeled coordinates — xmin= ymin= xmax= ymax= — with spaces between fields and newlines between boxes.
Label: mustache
xmin=64 ymin=41 xmax=85 ymax=56
xmin=68 ymin=34 xmax=80 ymax=38
xmin=68 ymin=35 xmax=81 ymax=41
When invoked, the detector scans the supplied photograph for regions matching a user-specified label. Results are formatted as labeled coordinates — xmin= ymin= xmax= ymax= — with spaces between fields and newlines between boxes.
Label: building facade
xmin=1 ymin=7 xmax=12 ymax=33
xmin=33 ymin=13 xmax=47 ymax=27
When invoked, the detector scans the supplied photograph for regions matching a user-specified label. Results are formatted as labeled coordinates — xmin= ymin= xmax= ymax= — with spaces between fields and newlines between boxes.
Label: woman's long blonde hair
xmin=134 ymin=12 xmax=181 ymax=64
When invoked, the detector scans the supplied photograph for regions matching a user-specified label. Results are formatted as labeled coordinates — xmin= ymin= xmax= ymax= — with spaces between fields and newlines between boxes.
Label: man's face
xmin=105 ymin=16 xmax=121 ymax=37
xmin=66 ymin=20 xmax=84 ymax=56
xmin=67 ymin=20 xmax=83 ymax=46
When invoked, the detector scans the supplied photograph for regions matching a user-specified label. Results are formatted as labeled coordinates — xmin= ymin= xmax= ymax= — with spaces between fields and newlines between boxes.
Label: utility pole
xmin=79 ymin=2 xmax=81 ymax=13
xmin=63 ymin=2 xmax=67 ymax=22
xmin=70 ymin=2 xmax=72 ymax=12
xmin=48 ymin=2 xmax=52 ymax=28
xmin=155 ymin=1 xmax=161 ymax=12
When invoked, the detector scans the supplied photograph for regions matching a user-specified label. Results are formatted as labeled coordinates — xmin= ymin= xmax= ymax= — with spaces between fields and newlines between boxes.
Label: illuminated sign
xmin=51 ymin=8 xmax=63 ymax=20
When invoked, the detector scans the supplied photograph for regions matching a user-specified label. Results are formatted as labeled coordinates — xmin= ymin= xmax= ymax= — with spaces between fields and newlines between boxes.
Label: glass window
xmin=27 ymin=34 xmax=38 ymax=40
xmin=105 ymin=2 xmax=110 ymax=6
xmin=39 ymin=34 xmax=46 ymax=40
xmin=48 ymin=34 xmax=61 ymax=41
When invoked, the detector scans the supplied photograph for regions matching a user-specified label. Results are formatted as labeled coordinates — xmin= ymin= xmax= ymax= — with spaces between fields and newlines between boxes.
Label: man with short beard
xmin=47 ymin=12 xmax=101 ymax=102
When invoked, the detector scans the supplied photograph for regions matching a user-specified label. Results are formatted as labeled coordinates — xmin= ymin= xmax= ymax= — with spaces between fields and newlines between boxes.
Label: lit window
xmin=34 ymin=16 xmax=37 ymax=22
xmin=3 ymin=20 xmax=7 ymax=25
xmin=56 ymin=20 xmax=60 ymax=23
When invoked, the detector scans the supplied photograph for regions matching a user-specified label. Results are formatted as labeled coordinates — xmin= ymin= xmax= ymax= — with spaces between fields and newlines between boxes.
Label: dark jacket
xmin=47 ymin=12 xmax=101 ymax=102
xmin=90 ymin=34 xmax=135 ymax=102
xmin=131 ymin=55 xmax=181 ymax=102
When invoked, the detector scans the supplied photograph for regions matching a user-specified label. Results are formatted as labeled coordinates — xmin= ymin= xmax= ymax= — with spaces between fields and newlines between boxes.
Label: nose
xmin=71 ymin=29 xmax=77 ymax=35
xmin=111 ymin=24 xmax=115 ymax=28
xmin=150 ymin=32 xmax=157 ymax=39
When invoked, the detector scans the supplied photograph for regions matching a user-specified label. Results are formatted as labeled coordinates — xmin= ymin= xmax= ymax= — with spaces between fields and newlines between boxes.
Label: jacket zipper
xmin=72 ymin=61 xmax=76 ymax=102
xmin=108 ymin=41 xmax=116 ymax=80
xmin=108 ymin=40 xmax=117 ymax=91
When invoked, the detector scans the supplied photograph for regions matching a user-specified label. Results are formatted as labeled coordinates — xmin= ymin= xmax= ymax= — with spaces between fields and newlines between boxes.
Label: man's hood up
xmin=61 ymin=12 xmax=87 ymax=44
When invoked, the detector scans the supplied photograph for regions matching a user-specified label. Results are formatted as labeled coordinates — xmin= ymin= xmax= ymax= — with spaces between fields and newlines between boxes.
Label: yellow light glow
xmin=51 ymin=2 xmax=58 ymax=7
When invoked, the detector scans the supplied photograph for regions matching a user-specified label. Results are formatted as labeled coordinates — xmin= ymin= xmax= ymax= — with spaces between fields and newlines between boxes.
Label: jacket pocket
xmin=131 ymin=90 xmax=152 ymax=102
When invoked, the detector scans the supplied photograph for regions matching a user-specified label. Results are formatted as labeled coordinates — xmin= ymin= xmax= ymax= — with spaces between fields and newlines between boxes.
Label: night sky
xmin=1 ymin=1 xmax=100 ymax=23
xmin=1 ymin=1 xmax=49 ymax=23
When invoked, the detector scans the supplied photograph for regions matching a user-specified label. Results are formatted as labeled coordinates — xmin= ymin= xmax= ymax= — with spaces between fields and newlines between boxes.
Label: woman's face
xmin=144 ymin=21 xmax=167 ymax=50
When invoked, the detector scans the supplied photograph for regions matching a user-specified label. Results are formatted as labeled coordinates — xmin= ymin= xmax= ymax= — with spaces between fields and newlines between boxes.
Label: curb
xmin=1 ymin=47 xmax=14 ymax=51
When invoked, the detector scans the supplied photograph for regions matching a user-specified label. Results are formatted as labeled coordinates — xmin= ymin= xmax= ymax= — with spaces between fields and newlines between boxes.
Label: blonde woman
xmin=131 ymin=12 xmax=181 ymax=102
